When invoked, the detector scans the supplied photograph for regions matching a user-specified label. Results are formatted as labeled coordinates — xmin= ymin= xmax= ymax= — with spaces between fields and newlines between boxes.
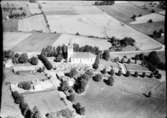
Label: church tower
xmin=67 ymin=40 xmax=73 ymax=62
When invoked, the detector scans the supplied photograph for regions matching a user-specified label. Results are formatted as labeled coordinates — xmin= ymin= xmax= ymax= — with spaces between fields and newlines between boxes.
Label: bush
xmin=29 ymin=57 xmax=38 ymax=65
xmin=124 ymin=71 xmax=130 ymax=77
xmin=4 ymin=50 xmax=15 ymax=59
xmin=18 ymin=53 xmax=28 ymax=63
xmin=127 ymin=59 xmax=131 ymax=64
xmin=93 ymin=74 xmax=102 ymax=82
xmin=133 ymin=71 xmax=138 ymax=77
xmin=66 ymin=94 xmax=75 ymax=102
xmin=108 ymin=69 xmax=114 ymax=76
xmin=106 ymin=76 xmax=114 ymax=86
xmin=131 ymin=14 xmax=136 ymax=20
xmin=65 ymin=68 xmax=78 ymax=78
xmin=73 ymin=103 xmax=85 ymax=115
xmin=148 ymin=19 xmax=153 ymax=23
xmin=148 ymin=73 xmax=153 ymax=78
xmin=92 ymin=55 xmax=100 ymax=69
xmin=151 ymin=9 xmax=155 ymax=13
xmin=32 ymin=106 xmax=41 ymax=118
xmin=154 ymin=73 xmax=161 ymax=79
xmin=18 ymin=81 xmax=31 ymax=90
xmin=12 ymin=91 xmax=24 ymax=104
xmin=37 ymin=67 xmax=45 ymax=73
xmin=58 ymin=81 xmax=69 ymax=92
xmin=101 ymin=68 xmax=107 ymax=74
xmin=140 ymin=72 xmax=146 ymax=78
xmin=54 ymin=55 xmax=63 ymax=62
xmin=38 ymin=54 xmax=52 ymax=70
xmin=19 ymin=102 xmax=29 ymax=115
xmin=85 ymin=69 xmax=94 ymax=78
xmin=116 ymin=70 xmax=122 ymax=76
xmin=102 ymin=50 xmax=110 ymax=61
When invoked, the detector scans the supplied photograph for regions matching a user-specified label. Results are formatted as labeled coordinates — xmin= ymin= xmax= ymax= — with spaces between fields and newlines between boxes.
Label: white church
xmin=67 ymin=41 xmax=96 ymax=66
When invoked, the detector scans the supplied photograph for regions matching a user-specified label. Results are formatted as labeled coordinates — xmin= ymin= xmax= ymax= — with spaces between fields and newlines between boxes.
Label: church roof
xmin=71 ymin=52 xmax=96 ymax=59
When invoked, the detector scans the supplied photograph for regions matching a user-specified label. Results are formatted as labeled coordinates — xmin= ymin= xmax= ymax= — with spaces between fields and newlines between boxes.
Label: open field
xmin=47 ymin=13 xmax=162 ymax=51
xmin=24 ymin=90 xmax=67 ymax=117
xmin=52 ymin=34 xmax=111 ymax=50
xmin=3 ymin=32 xmax=32 ymax=50
xmin=98 ymin=3 xmax=150 ymax=23
xmin=12 ymin=32 xmax=60 ymax=52
xmin=1 ymin=69 xmax=47 ymax=118
xmin=130 ymin=13 xmax=164 ymax=24
xmin=3 ymin=19 xmax=18 ymax=32
xmin=76 ymin=76 xmax=166 ymax=118
xmin=18 ymin=15 xmax=49 ymax=32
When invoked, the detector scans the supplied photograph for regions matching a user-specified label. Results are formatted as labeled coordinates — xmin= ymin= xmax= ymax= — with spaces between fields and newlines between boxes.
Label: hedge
xmin=38 ymin=54 xmax=52 ymax=70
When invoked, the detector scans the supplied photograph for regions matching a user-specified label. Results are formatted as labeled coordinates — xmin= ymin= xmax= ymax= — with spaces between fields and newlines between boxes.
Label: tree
xmin=133 ymin=71 xmax=138 ymax=77
xmin=127 ymin=59 xmax=131 ymax=64
xmin=101 ymin=68 xmax=107 ymax=74
xmin=18 ymin=81 xmax=31 ymax=90
xmin=106 ymin=76 xmax=114 ymax=86
xmin=66 ymin=68 xmax=78 ymax=78
xmin=73 ymin=103 xmax=85 ymax=115
xmin=66 ymin=94 xmax=75 ymax=102
xmin=92 ymin=55 xmax=100 ymax=69
xmin=124 ymin=71 xmax=130 ymax=77
xmin=148 ymin=19 xmax=153 ymax=23
xmin=131 ymin=14 xmax=136 ymax=20
xmin=93 ymin=74 xmax=102 ymax=82
xmin=59 ymin=81 xmax=69 ymax=91
xmin=154 ymin=73 xmax=161 ymax=79
xmin=102 ymin=50 xmax=110 ymax=61
xmin=108 ymin=69 xmax=114 ymax=76
xmin=148 ymin=73 xmax=153 ymax=78
xmin=32 ymin=106 xmax=41 ymax=118
xmin=116 ymin=70 xmax=122 ymax=76
xmin=29 ymin=57 xmax=38 ymax=65
xmin=54 ymin=55 xmax=63 ymax=62
xmin=38 ymin=54 xmax=52 ymax=70
xmin=18 ymin=53 xmax=28 ymax=63
xmin=4 ymin=50 xmax=15 ymax=59
xmin=12 ymin=91 xmax=24 ymax=104
xmin=141 ymin=72 xmax=146 ymax=78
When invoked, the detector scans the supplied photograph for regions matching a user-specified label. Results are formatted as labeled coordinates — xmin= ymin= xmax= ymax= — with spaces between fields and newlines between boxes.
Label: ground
xmin=75 ymin=76 xmax=166 ymax=118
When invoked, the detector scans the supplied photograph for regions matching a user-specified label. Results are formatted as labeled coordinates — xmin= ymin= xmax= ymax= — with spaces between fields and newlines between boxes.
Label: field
xmin=3 ymin=19 xmax=18 ymax=32
xmin=52 ymin=34 xmax=111 ymax=50
xmin=130 ymin=13 xmax=164 ymax=24
xmin=23 ymin=90 xmax=67 ymax=118
xmin=75 ymin=76 xmax=166 ymax=118
xmin=12 ymin=32 xmax=60 ymax=52
xmin=18 ymin=15 xmax=49 ymax=32
xmin=98 ymin=3 xmax=150 ymax=23
xmin=0 ymin=69 xmax=47 ymax=118
xmin=3 ymin=32 xmax=32 ymax=50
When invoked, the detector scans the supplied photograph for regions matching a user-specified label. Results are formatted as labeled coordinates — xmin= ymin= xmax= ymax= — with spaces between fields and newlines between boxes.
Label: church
xmin=67 ymin=41 xmax=96 ymax=66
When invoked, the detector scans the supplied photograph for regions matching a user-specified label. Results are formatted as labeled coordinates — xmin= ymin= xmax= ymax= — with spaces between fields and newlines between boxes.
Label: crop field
xmin=47 ymin=13 xmax=162 ymax=51
xmin=3 ymin=19 xmax=18 ymax=32
xmin=18 ymin=15 xmax=49 ymax=32
xmin=52 ymin=34 xmax=111 ymax=50
xmin=98 ymin=3 xmax=150 ymax=23
xmin=3 ymin=32 xmax=32 ymax=50
xmin=76 ymin=76 xmax=166 ymax=118
xmin=12 ymin=32 xmax=60 ymax=52
xmin=24 ymin=90 xmax=67 ymax=117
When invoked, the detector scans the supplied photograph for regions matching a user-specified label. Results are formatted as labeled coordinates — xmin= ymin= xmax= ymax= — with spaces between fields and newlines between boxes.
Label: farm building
xmin=13 ymin=65 xmax=37 ymax=73
xmin=67 ymin=41 xmax=96 ymax=66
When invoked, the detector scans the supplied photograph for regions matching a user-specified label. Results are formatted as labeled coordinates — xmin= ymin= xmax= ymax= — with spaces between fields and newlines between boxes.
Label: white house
xmin=67 ymin=41 xmax=96 ymax=66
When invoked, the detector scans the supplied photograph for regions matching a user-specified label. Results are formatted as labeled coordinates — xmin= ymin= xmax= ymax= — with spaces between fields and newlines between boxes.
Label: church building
xmin=67 ymin=41 xmax=96 ymax=66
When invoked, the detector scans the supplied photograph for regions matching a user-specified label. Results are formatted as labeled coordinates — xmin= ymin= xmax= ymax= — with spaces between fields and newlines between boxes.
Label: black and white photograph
xmin=0 ymin=0 xmax=166 ymax=118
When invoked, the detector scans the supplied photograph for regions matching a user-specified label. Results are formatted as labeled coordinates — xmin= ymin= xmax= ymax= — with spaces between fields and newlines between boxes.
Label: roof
xmin=71 ymin=52 xmax=96 ymax=59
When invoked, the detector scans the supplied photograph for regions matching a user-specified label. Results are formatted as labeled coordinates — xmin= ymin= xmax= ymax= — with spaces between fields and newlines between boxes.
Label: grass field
xmin=18 ymin=15 xmax=49 ymax=32
xmin=3 ymin=19 xmax=18 ymax=32
xmin=24 ymin=90 xmax=67 ymax=117
xmin=12 ymin=32 xmax=60 ymax=52
xmin=3 ymin=32 xmax=32 ymax=50
xmin=75 ymin=76 xmax=166 ymax=118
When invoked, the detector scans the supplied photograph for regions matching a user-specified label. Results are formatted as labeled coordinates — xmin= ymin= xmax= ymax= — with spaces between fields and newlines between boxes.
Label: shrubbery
xmin=93 ymin=74 xmax=102 ymax=82
xmin=102 ymin=50 xmax=110 ymax=60
xmin=18 ymin=53 xmax=28 ymax=63
xmin=12 ymin=91 xmax=24 ymax=104
xmin=38 ymin=54 xmax=53 ymax=70
xmin=92 ymin=55 xmax=100 ymax=69
xmin=105 ymin=76 xmax=114 ymax=86
xmin=66 ymin=94 xmax=75 ymax=102
xmin=29 ymin=57 xmax=38 ymax=65
xmin=18 ymin=81 xmax=31 ymax=90
xmin=73 ymin=102 xmax=85 ymax=115
xmin=65 ymin=68 xmax=78 ymax=78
